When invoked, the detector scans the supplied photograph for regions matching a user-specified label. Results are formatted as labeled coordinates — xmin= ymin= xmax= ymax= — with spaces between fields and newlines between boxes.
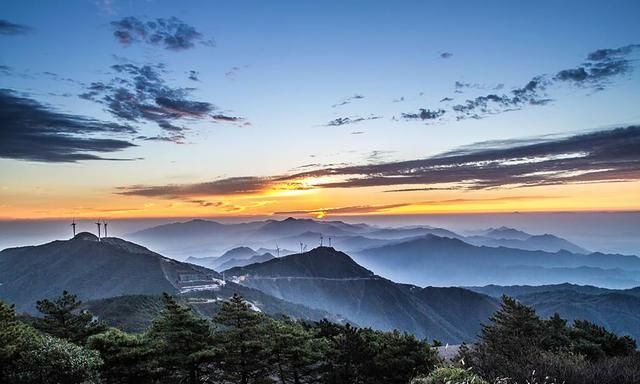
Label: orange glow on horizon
xmin=1 ymin=179 xmax=639 ymax=220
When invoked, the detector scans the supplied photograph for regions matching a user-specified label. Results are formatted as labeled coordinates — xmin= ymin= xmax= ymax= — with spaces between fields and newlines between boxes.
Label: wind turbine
xmin=320 ymin=235 xmax=323 ymax=247
xmin=95 ymin=219 xmax=102 ymax=240
xmin=275 ymin=242 xmax=280 ymax=257
xmin=103 ymin=220 xmax=108 ymax=238
xmin=71 ymin=218 xmax=76 ymax=237
xmin=328 ymin=237 xmax=332 ymax=247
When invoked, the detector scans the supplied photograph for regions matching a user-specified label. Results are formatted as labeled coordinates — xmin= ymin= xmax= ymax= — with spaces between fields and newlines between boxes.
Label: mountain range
xmin=466 ymin=283 xmax=640 ymax=342
xmin=354 ymin=235 xmax=640 ymax=288
xmin=225 ymin=246 xmax=499 ymax=342
xmin=126 ymin=217 xmax=590 ymax=260
xmin=0 ymin=232 xmax=340 ymax=324
xmin=2 ymin=218 xmax=640 ymax=344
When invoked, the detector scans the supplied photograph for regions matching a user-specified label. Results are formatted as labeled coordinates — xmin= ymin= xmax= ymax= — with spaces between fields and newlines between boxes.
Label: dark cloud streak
xmin=0 ymin=20 xmax=31 ymax=35
xmin=0 ymin=89 xmax=136 ymax=162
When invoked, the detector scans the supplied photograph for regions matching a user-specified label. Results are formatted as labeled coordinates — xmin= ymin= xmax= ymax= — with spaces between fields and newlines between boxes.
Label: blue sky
xmin=1 ymin=0 xmax=639 ymax=218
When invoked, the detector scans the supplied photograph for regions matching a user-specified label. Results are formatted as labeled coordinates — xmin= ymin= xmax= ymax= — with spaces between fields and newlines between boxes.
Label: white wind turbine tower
xmin=275 ymin=243 xmax=280 ymax=257
xmin=95 ymin=219 xmax=102 ymax=240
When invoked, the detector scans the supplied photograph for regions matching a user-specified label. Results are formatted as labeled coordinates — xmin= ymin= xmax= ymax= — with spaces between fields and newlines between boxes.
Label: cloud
xmin=0 ymin=20 xmax=31 ymax=35
xmin=451 ymin=77 xmax=552 ymax=120
xmin=211 ymin=114 xmax=245 ymax=123
xmin=553 ymin=44 xmax=640 ymax=89
xmin=351 ymin=131 xmax=365 ymax=135
xmin=275 ymin=203 xmax=412 ymax=216
xmin=332 ymin=94 xmax=365 ymax=108
xmin=117 ymin=176 xmax=282 ymax=198
xmin=0 ymin=65 xmax=11 ymax=76
xmin=187 ymin=70 xmax=199 ymax=81
xmin=293 ymin=126 xmax=640 ymax=190
xmin=79 ymin=63 xmax=240 ymax=142
xmin=411 ymin=44 xmax=640 ymax=121
xmin=401 ymin=108 xmax=446 ymax=121
xmin=225 ymin=65 xmax=249 ymax=78
xmin=326 ymin=115 xmax=381 ymax=126
xmin=274 ymin=196 xmax=553 ymax=217
xmin=111 ymin=16 xmax=213 ymax=50
xmin=0 ymin=89 xmax=136 ymax=162
xmin=116 ymin=126 xmax=640 ymax=202
xmin=440 ymin=52 xmax=453 ymax=59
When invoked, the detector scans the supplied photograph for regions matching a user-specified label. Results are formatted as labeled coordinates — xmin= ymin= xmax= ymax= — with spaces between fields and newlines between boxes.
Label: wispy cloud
xmin=117 ymin=176 xmax=289 ymax=198
xmin=403 ymin=44 xmax=640 ymax=121
xmin=326 ymin=115 xmax=381 ymax=126
xmin=111 ymin=16 xmax=213 ymax=50
xmin=295 ymin=126 xmax=640 ymax=190
xmin=440 ymin=52 xmax=453 ymax=59
xmin=274 ymin=196 xmax=554 ymax=216
xmin=117 ymin=126 xmax=640 ymax=201
xmin=332 ymin=94 xmax=365 ymax=108
xmin=187 ymin=70 xmax=199 ymax=81
xmin=0 ymin=89 xmax=136 ymax=162
xmin=401 ymin=108 xmax=446 ymax=121
xmin=79 ymin=63 xmax=241 ymax=142
xmin=0 ymin=20 xmax=31 ymax=35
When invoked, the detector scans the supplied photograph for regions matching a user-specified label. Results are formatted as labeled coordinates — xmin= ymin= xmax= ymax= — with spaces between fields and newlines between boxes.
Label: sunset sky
xmin=1 ymin=0 xmax=639 ymax=219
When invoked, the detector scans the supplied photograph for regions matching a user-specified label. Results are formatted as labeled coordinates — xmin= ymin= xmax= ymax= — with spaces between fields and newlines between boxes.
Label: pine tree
xmin=265 ymin=317 xmax=327 ymax=384
xmin=212 ymin=293 xmax=273 ymax=384
xmin=570 ymin=319 xmax=637 ymax=360
xmin=147 ymin=293 xmax=212 ymax=384
xmin=1 ymin=300 xmax=102 ymax=384
xmin=470 ymin=295 xmax=545 ymax=382
xmin=87 ymin=328 xmax=157 ymax=384
xmin=541 ymin=312 xmax=571 ymax=352
xmin=34 ymin=290 xmax=107 ymax=344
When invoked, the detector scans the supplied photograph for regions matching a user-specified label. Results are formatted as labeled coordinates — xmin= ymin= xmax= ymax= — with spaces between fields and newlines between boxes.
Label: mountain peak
xmin=72 ymin=232 xmax=99 ymax=241
xmin=226 ymin=246 xmax=374 ymax=279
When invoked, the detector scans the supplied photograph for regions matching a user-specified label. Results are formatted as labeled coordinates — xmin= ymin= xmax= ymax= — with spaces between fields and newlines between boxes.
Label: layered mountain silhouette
xmin=2 ymin=229 xmax=640 ymax=344
xmin=466 ymin=283 xmax=640 ymax=342
xmin=126 ymin=218 xmax=593 ymax=261
xmin=465 ymin=226 xmax=589 ymax=254
xmin=225 ymin=247 xmax=499 ymax=342
xmin=355 ymin=235 xmax=640 ymax=288
xmin=0 ymin=233 xmax=341 ymax=323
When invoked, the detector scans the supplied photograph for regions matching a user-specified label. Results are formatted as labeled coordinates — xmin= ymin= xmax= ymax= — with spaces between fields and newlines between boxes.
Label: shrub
xmin=412 ymin=367 xmax=488 ymax=384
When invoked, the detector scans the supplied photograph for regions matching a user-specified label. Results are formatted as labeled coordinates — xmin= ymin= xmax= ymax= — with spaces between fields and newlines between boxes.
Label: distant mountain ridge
xmin=355 ymin=234 xmax=640 ymax=288
xmin=466 ymin=283 xmax=640 ymax=342
xmin=0 ymin=233 xmax=344 ymax=323
xmin=125 ymin=218 xmax=594 ymax=262
xmin=226 ymin=246 xmax=499 ymax=343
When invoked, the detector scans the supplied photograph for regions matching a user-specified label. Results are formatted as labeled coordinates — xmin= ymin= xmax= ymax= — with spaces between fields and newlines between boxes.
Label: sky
xmin=1 ymin=0 xmax=640 ymax=220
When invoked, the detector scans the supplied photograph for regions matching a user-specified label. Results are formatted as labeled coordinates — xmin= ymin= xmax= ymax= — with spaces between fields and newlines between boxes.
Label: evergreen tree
xmin=541 ymin=312 xmax=571 ymax=353
xmin=569 ymin=319 xmax=637 ymax=360
xmin=147 ymin=293 xmax=212 ymax=384
xmin=361 ymin=329 xmax=438 ymax=384
xmin=87 ymin=328 xmax=158 ymax=384
xmin=34 ymin=290 xmax=107 ymax=344
xmin=320 ymin=323 xmax=371 ymax=384
xmin=469 ymin=295 xmax=545 ymax=382
xmin=211 ymin=293 xmax=273 ymax=384
xmin=265 ymin=317 xmax=327 ymax=384
xmin=1 ymin=300 xmax=102 ymax=384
